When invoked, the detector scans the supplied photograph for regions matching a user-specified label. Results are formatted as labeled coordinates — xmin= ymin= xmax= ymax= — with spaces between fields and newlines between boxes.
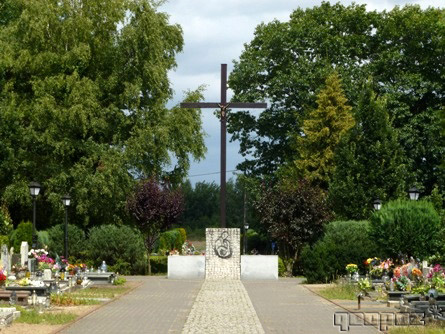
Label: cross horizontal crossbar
xmin=180 ymin=102 xmax=267 ymax=109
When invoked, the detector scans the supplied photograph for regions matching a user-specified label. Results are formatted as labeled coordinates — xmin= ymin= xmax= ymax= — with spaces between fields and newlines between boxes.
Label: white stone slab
xmin=241 ymin=255 xmax=278 ymax=280
xmin=168 ymin=256 xmax=205 ymax=279
xmin=206 ymin=228 xmax=240 ymax=279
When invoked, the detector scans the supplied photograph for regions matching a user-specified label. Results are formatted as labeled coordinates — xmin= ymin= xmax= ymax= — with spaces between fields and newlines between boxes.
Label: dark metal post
xmin=220 ymin=64 xmax=227 ymax=228
xmin=243 ymin=191 xmax=247 ymax=254
xmin=32 ymin=197 xmax=37 ymax=248
xmin=244 ymin=226 xmax=247 ymax=255
xmin=64 ymin=206 xmax=68 ymax=260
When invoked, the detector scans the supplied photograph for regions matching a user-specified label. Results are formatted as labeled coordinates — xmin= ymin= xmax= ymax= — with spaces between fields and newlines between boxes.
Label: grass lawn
xmin=389 ymin=322 xmax=445 ymax=334
xmin=317 ymin=284 xmax=358 ymax=300
xmin=16 ymin=308 xmax=77 ymax=325
xmin=71 ymin=286 xmax=130 ymax=299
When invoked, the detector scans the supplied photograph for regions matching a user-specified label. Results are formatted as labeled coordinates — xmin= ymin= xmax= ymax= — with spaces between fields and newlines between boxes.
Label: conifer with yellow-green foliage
xmin=293 ymin=72 xmax=354 ymax=188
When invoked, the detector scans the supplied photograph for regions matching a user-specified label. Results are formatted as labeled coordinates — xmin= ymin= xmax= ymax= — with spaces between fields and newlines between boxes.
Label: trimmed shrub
xmin=150 ymin=255 xmax=167 ymax=274
xmin=87 ymin=224 xmax=146 ymax=275
xmin=0 ymin=235 xmax=8 ymax=248
xmin=10 ymin=221 xmax=32 ymax=251
xmin=37 ymin=231 xmax=49 ymax=248
xmin=47 ymin=224 xmax=86 ymax=260
xmin=278 ymin=257 xmax=286 ymax=277
xmin=370 ymin=200 xmax=443 ymax=259
xmin=301 ymin=220 xmax=378 ymax=283
xmin=246 ymin=229 xmax=268 ymax=254
xmin=176 ymin=228 xmax=187 ymax=252
xmin=0 ymin=204 xmax=13 ymax=236
xmin=158 ymin=229 xmax=180 ymax=253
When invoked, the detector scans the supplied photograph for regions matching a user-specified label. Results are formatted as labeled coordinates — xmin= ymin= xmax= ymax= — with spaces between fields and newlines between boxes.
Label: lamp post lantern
xmin=62 ymin=194 xmax=71 ymax=260
xmin=373 ymin=199 xmax=382 ymax=211
xmin=408 ymin=187 xmax=420 ymax=201
xmin=28 ymin=181 xmax=41 ymax=249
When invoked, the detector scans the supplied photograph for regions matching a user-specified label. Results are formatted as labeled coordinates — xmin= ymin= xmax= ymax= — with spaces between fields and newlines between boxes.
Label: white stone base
xmin=167 ymin=255 xmax=205 ymax=279
xmin=241 ymin=255 xmax=278 ymax=280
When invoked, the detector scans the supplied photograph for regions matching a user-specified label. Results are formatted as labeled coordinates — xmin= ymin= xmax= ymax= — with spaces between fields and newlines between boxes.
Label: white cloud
xmin=161 ymin=0 xmax=444 ymax=184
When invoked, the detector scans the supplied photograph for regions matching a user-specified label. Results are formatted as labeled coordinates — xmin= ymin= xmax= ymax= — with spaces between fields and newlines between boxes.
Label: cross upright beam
xmin=180 ymin=64 xmax=267 ymax=228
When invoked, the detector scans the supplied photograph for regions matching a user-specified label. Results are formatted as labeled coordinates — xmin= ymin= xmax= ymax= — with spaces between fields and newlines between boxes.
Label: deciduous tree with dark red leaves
xmin=127 ymin=179 xmax=183 ymax=275
xmin=255 ymin=179 xmax=331 ymax=275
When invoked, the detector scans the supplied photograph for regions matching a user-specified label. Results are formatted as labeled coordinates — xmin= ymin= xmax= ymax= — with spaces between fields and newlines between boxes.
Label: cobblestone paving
xmin=244 ymin=279 xmax=378 ymax=334
xmin=61 ymin=277 xmax=202 ymax=334
xmin=182 ymin=279 xmax=265 ymax=334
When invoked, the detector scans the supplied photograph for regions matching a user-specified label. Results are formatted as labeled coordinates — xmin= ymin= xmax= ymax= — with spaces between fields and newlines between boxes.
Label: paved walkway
xmin=244 ymin=279 xmax=378 ymax=334
xmin=61 ymin=277 xmax=379 ymax=334
xmin=61 ymin=277 xmax=202 ymax=334
xmin=182 ymin=280 xmax=264 ymax=334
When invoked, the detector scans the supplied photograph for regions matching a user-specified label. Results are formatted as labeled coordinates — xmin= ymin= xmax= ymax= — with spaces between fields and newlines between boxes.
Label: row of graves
xmin=346 ymin=257 xmax=445 ymax=322
xmin=0 ymin=241 xmax=116 ymax=328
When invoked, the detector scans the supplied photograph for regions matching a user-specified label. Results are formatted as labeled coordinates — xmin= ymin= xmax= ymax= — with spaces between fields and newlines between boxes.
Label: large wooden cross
xmin=180 ymin=64 xmax=267 ymax=228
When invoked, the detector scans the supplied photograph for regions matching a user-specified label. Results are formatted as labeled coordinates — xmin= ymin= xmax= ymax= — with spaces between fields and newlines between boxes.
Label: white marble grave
xmin=20 ymin=241 xmax=28 ymax=267
xmin=1 ymin=244 xmax=10 ymax=273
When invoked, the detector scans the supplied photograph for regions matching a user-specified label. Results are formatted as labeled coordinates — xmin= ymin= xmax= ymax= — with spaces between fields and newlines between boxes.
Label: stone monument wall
xmin=205 ymin=228 xmax=240 ymax=279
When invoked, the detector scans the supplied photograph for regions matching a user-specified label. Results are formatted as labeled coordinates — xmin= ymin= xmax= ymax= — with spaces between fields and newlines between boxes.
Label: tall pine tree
xmin=329 ymin=81 xmax=407 ymax=220
xmin=291 ymin=72 xmax=355 ymax=189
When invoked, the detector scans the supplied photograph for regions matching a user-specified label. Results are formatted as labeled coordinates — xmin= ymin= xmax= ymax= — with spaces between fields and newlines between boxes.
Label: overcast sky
xmin=160 ymin=0 xmax=442 ymax=185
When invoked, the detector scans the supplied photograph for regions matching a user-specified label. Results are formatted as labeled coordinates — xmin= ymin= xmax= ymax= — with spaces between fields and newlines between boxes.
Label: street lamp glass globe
xmin=62 ymin=194 xmax=71 ymax=207
xmin=244 ymin=224 xmax=249 ymax=230
xmin=29 ymin=181 xmax=41 ymax=197
xmin=408 ymin=187 xmax=420 ymax=201
xmin=373 ymin=199 xmax=382 ymax=211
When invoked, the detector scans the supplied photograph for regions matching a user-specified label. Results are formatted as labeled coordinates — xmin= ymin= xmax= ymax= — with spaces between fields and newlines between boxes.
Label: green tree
xmin=229 ymin=3 xmax=445 ymax=198
xmin=255 ymin=179 xmax=331 ymax=275
xmin=0 ymin=0 xmax=205 ymax=228
xmin=289 ymin=72 xmax=354 ymax=188
xmin=370 ymin=200 xmax=443 ymax=259
xmin=329 ymin=82 xmax=407 ymax=219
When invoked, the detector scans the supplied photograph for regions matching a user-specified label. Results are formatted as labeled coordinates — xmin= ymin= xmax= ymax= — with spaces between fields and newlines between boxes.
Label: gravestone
xmin=1 ymin=245 xmax=10 ymax=274
xmin=205 ymin=228 xmax=240 ymax=279
xmin=20 ymin=242 xmax=28 ymax=267
xmin=43 ymin=269 xmax=52 ymax=281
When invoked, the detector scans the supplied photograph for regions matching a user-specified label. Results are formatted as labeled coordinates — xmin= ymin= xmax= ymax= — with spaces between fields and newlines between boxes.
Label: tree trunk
xmin=147 ymin=252 xmax=151 ymax=276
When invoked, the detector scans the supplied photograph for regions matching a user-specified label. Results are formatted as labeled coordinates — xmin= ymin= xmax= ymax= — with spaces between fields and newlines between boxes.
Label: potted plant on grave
xmin=346 ymin=264 xmax=359 ymax=280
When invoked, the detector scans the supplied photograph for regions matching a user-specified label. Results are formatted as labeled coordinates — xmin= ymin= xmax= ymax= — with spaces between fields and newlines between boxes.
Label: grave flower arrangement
xmin=182 ymin=240 xmax=196 ymax=255
xmin=427 ymin=264 xmax=445 ymax=290
xmin=0 ymin=268 xmax=7 ymax=285
xmin=169 ymin=249 xmax=179 ymax=256
xmin=357 ymin=278 xmax=372 ymax=296
xmin=345 ymin=264 xmax=358 ymax=274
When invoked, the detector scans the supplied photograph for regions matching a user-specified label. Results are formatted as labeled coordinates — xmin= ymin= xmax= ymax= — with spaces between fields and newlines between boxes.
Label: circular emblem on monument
xmin=214 ymin=231 xmax=232 ymax=259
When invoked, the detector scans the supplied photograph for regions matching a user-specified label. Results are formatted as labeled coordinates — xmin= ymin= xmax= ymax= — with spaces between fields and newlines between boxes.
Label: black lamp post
xmin=62 ymin=194 xmax=71 ymax=260
xmin=244 ymin=223 xmax=249 ymax=255
xmin=408 ymin=187 xmax=420 ymax=201
xmin=28 ymin=181 xmax=41 ymax=249
xmin=373 ymin=199 xmax=382 ymax=211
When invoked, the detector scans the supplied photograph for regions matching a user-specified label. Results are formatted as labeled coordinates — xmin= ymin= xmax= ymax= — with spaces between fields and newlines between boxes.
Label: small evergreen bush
xmin=150 ymin=255 xmax=167 ymax=274
xmin=370 ymin=200 xmax=443 ymax=259
xmin=87 ymin=225 xmax=146 ymax=275
xmin=47 ymin=224 xmax=86 ymax=260
xmin=157 ymin=229 xmax=180 ymax=253
xmin=37 ymin=231 xmax=49 ymax=248
xmin=301 ymin=220 xmax=377 ymax=283
xmin=176 ymin=228 xmax=187 ymax=252
xmin=10 ymin=221 xmax=32 ymax=250
xmin=278 ymin=257 xmax=286 ymax=277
